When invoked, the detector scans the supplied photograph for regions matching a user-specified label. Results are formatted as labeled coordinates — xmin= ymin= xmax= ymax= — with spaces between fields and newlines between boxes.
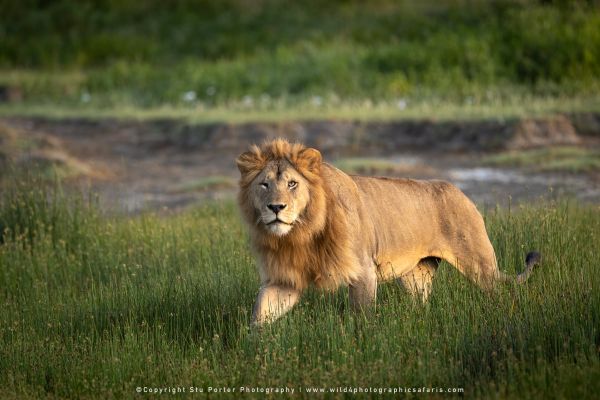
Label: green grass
xmin=0 ymin=175 xmax=599 ymax=398
xmin=2 ymin=93 xmax=600 ymax=124
xmin=1 ymin=0 xmax=600 ymax=112
xmin=484 ymin=146 xmax=600 ymax=173
xmin=171 ymin=176 xmax=237 ymax=193
xmin=334 ymin=158 xmax=402 ymax=175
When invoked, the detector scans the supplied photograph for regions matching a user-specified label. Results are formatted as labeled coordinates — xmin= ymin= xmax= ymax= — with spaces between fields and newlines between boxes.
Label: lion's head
xmin=236 ymin=139 xmax=327 ymax=241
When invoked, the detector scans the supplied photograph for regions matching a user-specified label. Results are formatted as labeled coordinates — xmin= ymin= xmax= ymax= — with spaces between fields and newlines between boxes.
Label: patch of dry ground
xmin=1 ymin=115 xmax=599 ymax=212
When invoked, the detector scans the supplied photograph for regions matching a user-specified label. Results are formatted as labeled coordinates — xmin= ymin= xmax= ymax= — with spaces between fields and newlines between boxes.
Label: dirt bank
xmin=1 ymin=114 xmax=599 ymax=212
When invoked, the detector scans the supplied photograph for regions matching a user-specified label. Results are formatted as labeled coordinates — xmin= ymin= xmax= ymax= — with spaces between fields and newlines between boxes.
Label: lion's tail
xmin=499 ymin=251 xmax=542 ymax=284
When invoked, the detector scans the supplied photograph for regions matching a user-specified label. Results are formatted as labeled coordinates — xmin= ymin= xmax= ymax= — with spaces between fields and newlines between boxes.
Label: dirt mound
xmin=508 ymin=116 xmax=581 ymax=150
xmin=0 ymin=121 xmax=108 ymax=180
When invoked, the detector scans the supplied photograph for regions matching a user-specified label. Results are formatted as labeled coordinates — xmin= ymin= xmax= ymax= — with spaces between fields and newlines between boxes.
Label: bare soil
xmin=1 ymin=115 xmax=599 ymax=212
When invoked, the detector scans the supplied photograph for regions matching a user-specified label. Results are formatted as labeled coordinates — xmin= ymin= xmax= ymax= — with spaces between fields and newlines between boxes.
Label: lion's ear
xmin=236 ymin=149 xmax=263 ymax=175
xmin=297 ymin=147 xmax=322 ymax=173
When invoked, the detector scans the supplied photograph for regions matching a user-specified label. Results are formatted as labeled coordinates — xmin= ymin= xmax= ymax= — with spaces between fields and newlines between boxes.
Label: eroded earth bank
xmin=1 ymin=114 xmax=599 ymax=212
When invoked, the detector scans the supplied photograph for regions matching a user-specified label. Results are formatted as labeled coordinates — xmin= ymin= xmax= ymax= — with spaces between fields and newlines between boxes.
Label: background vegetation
xmin=1 ymin=2 xmax=599 ymax=398
xmin=0 ymin=177 xmax=598 ymax=398
xmin=1 ymin=0 xmax=600 ymax=112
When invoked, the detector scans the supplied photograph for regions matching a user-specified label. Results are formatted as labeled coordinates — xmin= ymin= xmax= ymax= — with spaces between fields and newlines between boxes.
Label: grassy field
xmin=484 ymin=146 xmax=600 ymax=173
xmin=0 ymin=176 xmax=598 ymax=398
xmin=1 ymin=0 xmax=600 ymax=116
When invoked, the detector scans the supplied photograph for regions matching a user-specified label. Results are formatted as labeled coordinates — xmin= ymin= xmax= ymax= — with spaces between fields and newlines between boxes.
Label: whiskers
xmin=255 ymin=212 xmax=275 ymax=227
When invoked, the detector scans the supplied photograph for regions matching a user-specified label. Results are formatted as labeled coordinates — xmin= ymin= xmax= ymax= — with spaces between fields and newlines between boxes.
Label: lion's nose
xmin=267 ymin=203 xmax=287 ymax=214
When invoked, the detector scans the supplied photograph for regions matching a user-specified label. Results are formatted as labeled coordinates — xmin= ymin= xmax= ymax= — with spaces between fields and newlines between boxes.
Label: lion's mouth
xmin=266 ymin=218 xmax=293 ymax=226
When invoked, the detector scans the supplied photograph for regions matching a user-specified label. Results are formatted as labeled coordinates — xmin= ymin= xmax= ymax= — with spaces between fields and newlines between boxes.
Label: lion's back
xmin=320 ymin=164 xmax=486 ymax=261
xmin=350 ymin=174 xmax=483 ymax=243
xmin=351 ymin=175 xmax=463 ymax=210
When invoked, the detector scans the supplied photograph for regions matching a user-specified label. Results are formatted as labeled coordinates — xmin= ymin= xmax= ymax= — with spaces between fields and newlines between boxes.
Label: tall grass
xmin=0 ymin=177 xmax=599 ymax=398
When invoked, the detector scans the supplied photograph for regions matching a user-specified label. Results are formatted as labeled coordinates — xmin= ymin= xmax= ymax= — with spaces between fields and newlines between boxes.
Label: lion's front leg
xmin=252 ymin=284 xmax=301 ymax=326
xmin=349 ymin=263 xmax=378 ymax=311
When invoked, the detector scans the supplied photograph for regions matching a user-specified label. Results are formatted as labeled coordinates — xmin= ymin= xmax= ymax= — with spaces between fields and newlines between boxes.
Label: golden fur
xmin=236 ymin=139 xmax=540 ymax=324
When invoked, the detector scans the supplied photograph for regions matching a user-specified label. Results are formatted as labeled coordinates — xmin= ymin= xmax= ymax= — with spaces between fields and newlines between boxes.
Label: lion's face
xmin=237 ymin=139 xmax=325 ymax=241
xmin=248 ymin=160 xmax=310 ymax=236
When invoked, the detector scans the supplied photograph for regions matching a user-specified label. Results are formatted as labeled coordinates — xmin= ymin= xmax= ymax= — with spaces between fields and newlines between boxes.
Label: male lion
xmin=236 ymin=139 xmax=540 ymax=325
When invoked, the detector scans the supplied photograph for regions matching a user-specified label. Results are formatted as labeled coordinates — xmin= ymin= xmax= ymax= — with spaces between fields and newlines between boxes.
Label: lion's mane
xmin=237 ymin=139 xmax=361 ymax=290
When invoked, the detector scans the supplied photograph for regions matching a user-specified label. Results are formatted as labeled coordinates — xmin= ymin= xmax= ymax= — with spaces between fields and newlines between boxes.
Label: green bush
xmin=1 ymin=0 xmax=599 ymax=106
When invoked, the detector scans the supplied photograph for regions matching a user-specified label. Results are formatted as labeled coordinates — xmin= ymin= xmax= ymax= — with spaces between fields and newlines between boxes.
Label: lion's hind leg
xmin=399 ymin=257 xmax=439 ymax=302
xmin=439 ymin=234 xmax=500 ymax=291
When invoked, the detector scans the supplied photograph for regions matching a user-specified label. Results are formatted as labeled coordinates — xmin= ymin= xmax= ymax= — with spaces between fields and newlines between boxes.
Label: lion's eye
xmin=288 ymin=180 xmax=297 ymax=189
xmin=260 ymin=182 xmax=269 ymax=189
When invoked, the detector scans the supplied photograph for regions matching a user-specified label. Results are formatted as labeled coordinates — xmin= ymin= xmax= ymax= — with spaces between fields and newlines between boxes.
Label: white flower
xmin=242 ymin=95 xmax=254 ymax=107
xmin=80 ymin=91 xmax=91 ymax=103
xmin=182 ymin=91 xmax=197 ymax=102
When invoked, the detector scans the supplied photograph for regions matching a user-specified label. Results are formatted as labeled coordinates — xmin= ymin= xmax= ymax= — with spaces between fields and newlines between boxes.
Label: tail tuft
xmin=513 ymin=251 xmax=541 ymax=284
xmin=525 ymin=251 xmax=541 ymax=268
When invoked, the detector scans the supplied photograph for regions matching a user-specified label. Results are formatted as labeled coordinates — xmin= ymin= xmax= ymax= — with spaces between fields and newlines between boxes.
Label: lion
xmin=236 ymin=139 xmax=541 ymax=325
